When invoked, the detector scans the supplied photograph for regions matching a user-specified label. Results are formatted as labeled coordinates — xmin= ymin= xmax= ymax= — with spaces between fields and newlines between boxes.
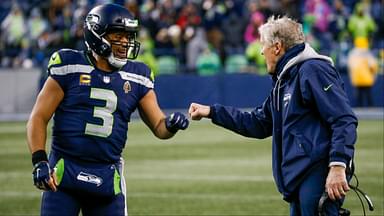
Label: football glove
xmin=32 ymin=161 xmax=53 ymax=190
xmin=165 ymin=112 xmax=189 ymax=133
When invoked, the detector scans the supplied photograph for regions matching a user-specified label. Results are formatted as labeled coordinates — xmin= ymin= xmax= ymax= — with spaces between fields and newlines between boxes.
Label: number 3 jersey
xmin=47 ymin=49 xmax=154 ymax=163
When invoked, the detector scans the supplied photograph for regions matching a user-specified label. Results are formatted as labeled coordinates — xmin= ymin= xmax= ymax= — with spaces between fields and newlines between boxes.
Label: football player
xmin=27 ymin=3 xmax=188 ymax=215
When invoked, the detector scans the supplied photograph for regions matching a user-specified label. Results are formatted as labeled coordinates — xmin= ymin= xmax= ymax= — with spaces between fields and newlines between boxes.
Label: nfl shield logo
xmin=103 ymin=76 xmax=111 ymax=84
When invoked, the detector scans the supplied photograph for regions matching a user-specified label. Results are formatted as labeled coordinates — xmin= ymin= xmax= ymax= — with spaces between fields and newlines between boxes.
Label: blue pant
xmin=41 ymin=152 xmax=128 ymax=216
xmin=41 ymin=189 xmax=126 ymax=216
xmin=289 ymin=163 xmax=343 ymax=216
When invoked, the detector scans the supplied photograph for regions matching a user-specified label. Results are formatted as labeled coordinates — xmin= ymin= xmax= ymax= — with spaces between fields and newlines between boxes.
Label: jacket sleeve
xmin=300 ymin=60 xmax=358 ymax=165
xmin=209 ymin=97 xmax=273 ymax=139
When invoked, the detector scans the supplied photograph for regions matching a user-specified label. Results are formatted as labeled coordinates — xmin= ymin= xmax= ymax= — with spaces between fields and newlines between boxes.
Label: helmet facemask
xmin=104 ymin=31 xmax=140 ymax=68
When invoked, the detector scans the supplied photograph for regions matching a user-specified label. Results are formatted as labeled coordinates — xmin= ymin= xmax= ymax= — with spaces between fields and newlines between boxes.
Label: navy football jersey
xmin=47 ymin=49 xmax=154 ymax=163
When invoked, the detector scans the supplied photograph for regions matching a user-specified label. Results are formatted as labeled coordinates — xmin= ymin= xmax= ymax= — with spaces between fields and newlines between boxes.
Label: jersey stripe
xmin=118 ymin=71 xmax=154 ymax=89
xmin=50 ymin=64 xmax=94 ymax=75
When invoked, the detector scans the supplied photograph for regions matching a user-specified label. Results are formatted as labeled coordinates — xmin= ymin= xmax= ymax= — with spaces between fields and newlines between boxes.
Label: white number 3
xmin=85 ymin=88 xmax=117 ymax=137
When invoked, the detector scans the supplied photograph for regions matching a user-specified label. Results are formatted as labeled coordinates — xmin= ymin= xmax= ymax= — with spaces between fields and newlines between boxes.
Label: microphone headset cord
xmin=318 ymin=173 xmax=374 ymax=216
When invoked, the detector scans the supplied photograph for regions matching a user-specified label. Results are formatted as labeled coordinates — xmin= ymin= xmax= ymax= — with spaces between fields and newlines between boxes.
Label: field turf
xmin=0 ymin=119 xmax=382 ymax=215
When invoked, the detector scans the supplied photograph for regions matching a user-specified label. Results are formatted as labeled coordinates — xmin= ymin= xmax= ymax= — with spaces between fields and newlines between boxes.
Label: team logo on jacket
xmin=79 ymin=74 xmax=91 ymax=85
xmin=283 ymin=93 xmax=291 ymax=107
xmin=123 ymin=81 xmax=131 ymax=93
xmin=77 ymin=172 xmax=103 ymax=186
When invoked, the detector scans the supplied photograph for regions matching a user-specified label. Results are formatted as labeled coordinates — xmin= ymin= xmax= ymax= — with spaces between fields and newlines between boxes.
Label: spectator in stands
xmin=304 ymin=0 xmax=332 ymax=55
xmin=189 ymin=16 xmax=357 ymax=216
xmin=328 ymin=0 xmax=350 ymax=74
xmin=185 ymin=27 xmax=209 ymax=73
xmin=244 ymin=11 xmax=266 ymax=75
xmin=347 ymin=3 xmax=376 ymax=42
xmin=196 ymin=46 xmax=221 ymax=76
xmin=221 ymin=9 xmax=247 ymax=55
xmin=136 ymin=28 xmax=158 ymax=75
xmin=0 ymin=3 xmax=27 ymax=67
xmin=347 ymin=37 xmax=379 ymax=107
xmin=244 ymin=11 xmax=264 ymax=44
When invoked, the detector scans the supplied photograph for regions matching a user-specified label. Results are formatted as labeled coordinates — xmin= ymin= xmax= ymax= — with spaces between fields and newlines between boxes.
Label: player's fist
xmin=165 ymin=112 xmax=189 ymax=133
xmin=188 ymin=103 xmax=210 ymax=120
xmin=32 ymin=161 xmax=57 ymax=191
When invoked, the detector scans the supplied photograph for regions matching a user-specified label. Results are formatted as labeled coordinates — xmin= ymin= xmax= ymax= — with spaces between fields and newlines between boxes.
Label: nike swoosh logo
xmin=323 ymin=84 xmax=333 ymax=91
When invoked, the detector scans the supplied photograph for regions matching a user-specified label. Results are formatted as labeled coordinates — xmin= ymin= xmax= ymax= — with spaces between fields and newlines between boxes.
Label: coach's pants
xmin=289 ymin=163 xmax=343 ymax=216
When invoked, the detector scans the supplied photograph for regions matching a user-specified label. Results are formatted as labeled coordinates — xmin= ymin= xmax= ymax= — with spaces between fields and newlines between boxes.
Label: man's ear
xmin=275 ymin=41 xmax=284 ymax=56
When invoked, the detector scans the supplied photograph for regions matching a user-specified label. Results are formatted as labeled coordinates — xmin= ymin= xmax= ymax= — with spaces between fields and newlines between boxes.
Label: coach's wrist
xmin=32 ymin=150 xmax=48 ymax=166
xmin=208 ymin=105 xmax=215 ymax=119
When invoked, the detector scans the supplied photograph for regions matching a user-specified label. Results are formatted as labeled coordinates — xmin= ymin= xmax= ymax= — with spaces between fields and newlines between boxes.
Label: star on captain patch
xmin=123 ymin=81 xmax=131 ymax=93
xmin=79 ymin=74 xmax=91 ymax=85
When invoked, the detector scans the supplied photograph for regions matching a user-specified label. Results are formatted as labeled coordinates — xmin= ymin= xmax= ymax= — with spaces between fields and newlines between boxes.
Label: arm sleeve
xmin=209 ymin=97 xmax=273 ymax=139
xmin=300 ymin=61 xmax=358 ymax=164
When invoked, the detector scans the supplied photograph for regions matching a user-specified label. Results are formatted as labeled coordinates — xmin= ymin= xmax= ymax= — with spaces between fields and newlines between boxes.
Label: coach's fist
xmin=32 ymin=161 xmax=57 ymax=191
xmin=188 ymin=103 xmax=210 ymax=120
xmin=165 ymin=112 xmax=189 ymax=133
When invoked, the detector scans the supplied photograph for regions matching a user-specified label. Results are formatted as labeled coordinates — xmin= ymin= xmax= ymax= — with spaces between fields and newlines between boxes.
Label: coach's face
xmin=261 ymin=41 xmax=285 ymax=75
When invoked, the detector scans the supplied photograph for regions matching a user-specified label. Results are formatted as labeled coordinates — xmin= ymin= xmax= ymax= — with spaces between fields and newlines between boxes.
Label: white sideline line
xmin=0 ymin=191 xmax=41 ymax=198
xmin=127 ymin=174 xmax=273 ymax=182
xmin=129 ymin=192 xmax=282 ymax=201
xmin=127 ymin=159 xmax=271 ymax=166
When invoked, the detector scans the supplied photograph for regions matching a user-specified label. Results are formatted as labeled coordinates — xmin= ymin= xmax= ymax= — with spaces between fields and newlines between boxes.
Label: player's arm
xmin=27 ymin=77 xmax=64 ymax=191
xmin=138 ymin=90 xmax=188 ymax=139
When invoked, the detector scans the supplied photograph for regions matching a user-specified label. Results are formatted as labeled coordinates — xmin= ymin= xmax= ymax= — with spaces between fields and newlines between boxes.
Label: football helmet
xmin=84 ymin=3 xmax=140 ymax=68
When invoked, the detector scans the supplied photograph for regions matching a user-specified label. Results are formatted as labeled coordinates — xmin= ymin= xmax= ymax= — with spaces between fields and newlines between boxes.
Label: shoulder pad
xmin=48 ymin=49 xmax=94 ymax=76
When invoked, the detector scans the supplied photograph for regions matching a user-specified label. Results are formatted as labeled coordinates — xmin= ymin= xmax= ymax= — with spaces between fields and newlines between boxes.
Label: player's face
xmin=261 ymin=41 xmax=280 ymax=75
xmin=105 ymin=31 xmax=134 ymax=59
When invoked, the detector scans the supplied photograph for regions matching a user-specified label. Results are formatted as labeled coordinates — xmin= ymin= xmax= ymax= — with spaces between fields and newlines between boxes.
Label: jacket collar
xmin=273 ymin=43 xmax=334 ymax=81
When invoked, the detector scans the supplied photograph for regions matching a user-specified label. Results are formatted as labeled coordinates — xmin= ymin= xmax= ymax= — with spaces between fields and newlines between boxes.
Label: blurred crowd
xmin=0 ymin=0 xmax=383 ymax=77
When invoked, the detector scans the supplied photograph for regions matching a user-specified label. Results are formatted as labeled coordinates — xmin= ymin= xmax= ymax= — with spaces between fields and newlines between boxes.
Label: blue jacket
xmin=209 ymin=43 xmax=357 ymax=199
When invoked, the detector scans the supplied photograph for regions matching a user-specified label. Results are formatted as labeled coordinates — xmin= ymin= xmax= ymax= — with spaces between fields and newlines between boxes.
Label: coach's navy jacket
xmin=209 ymin=43 xmax=357 ymax=200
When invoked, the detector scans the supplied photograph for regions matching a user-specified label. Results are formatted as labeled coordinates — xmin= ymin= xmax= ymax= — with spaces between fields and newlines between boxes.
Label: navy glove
xmin=165 ymin=112 xmax=189 ymax=133
xmin=32 ymin=161 xmax=53 ymax=190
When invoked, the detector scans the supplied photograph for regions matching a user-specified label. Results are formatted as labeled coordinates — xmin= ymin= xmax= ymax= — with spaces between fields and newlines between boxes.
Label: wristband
xmin=32 ymin=150 xmax=48 ymax=166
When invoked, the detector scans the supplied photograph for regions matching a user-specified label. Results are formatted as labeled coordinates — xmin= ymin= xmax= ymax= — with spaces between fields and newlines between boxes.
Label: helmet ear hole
xmin=84 ymin=26 xmax=112 ymax=57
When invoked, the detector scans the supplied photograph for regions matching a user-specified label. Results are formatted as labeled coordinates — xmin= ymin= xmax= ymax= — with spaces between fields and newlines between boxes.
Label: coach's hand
xmin=32 ymin=161 xmax=57 ymax=192
xmin=326 ymin=165 xmax=349 ymax=200
xmin=165 ymin=112 xmax=189 ymax=133
xmin=189 ymin=103 xmax=210 ymax=120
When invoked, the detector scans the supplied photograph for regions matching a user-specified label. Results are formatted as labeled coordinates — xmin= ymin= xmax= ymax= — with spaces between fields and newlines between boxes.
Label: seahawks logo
xmin=77 ymin=172 xmax=103 ymax=186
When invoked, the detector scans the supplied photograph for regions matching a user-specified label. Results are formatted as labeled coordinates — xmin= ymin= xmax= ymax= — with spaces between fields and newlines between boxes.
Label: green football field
xmin=0 ymin=119 xmax=382 ymax=216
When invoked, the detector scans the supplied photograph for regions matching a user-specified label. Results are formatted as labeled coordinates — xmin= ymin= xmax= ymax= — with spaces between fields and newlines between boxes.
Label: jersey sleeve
xmin=139 ymin=63 xmax=155 ymax=98
xmin=47 ymin=50 xmax=70 ymax=91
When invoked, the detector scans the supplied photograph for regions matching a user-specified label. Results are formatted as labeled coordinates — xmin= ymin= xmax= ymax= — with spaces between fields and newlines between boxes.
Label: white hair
xmin=258 ymin=16 xmax=305 ymax=50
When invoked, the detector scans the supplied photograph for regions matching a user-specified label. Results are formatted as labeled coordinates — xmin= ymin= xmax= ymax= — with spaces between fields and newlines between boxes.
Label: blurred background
xmin=0 ymin=1 xmax=383 ymax=215
xmin=0 ymin=0 xmax=383 ymax=120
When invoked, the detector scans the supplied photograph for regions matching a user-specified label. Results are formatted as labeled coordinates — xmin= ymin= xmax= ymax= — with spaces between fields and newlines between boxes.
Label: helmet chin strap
xmin=107 ymin=53 xmax=127 ymax=68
